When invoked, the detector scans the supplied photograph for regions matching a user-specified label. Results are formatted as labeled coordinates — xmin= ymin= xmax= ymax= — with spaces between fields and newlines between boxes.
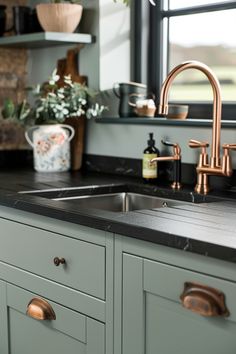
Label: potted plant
xmin=1 ymin=98 xmax=30 ymax=148
xmin=36 ymin=0 xmax=132 ymax=34
xmin=24 ymin=69 xmax=106 ymax=172
xmin=0 ymin=99 xmax=31 ymax=150
xmin=36 ymin=0 xmax=83 ymax=33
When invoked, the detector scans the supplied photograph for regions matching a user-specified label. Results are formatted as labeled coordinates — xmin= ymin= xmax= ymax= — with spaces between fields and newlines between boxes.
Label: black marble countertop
xmin=0 ymin=169 xmax=236 ymax=263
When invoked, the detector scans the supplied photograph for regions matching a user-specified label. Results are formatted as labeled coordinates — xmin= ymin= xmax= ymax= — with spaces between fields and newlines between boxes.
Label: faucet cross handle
xmin=189 ymin=139 xmax=209 ymax=168
xmin=222 ymin=144 xmax=236 ymax=177
xmin=189 ymin=139 xmax=209 ymax=149
xmin=222 ymin=143 xmax=236 ymax=151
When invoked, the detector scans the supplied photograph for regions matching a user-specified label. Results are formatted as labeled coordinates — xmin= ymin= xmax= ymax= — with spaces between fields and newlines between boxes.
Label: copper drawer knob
xmin=26 ymin=298 xmax=56 ymax=321
xmin=53 ymin=257 xmax=66 ymax=266
xmin=180 ymin=282 xmax=230 ymax=317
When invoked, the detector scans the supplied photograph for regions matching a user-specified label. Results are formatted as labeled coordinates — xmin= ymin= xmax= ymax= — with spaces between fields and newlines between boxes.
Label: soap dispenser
xmin=142 ymin=133 xmax=159 ymax=182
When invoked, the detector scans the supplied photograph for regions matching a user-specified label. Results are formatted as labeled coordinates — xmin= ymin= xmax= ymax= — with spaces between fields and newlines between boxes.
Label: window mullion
xmin=148 ymin=0 xmax=166 ymax=99
xmin=163 ymin=1 xmax=236 ymax=18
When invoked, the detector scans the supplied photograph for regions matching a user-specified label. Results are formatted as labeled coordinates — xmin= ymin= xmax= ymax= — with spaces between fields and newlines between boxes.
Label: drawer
xmin=0 ymin=218 xmax=105 ymax=299
xmin=3 ymin=283 xmax=105 ymax=354
xmin=144 ymin=258 xmax=236 ymax=322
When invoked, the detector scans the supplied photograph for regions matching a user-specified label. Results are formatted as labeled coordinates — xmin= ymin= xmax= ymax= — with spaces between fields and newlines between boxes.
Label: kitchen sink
xmin=20 ymin=185 xmax=188 ymax=212
xmin=53 ymin=192 xmax=184 ymax=212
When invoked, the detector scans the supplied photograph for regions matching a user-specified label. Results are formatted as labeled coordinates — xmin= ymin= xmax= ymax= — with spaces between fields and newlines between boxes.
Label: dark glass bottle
xmin=142 ymin=133 xmax=159 ymax=183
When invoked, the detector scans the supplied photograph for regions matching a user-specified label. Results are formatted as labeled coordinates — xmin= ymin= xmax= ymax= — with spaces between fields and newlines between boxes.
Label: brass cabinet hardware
xmin=26 ymin=298 xmax=56 ymax=321
xmin=53 ymin=257 xmax=66 ymax=266
xmin=180 ymin=282 xmax=230 ymax=318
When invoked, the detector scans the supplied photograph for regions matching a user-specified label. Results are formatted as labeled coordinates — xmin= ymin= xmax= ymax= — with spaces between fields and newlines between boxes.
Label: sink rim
xmin=18 ymin=183 xmax=209 ymax=207
xmin=18 ymin=186 xmax=190 ymax=213
xmin=53 ymin=191 xmax=188 ymax=213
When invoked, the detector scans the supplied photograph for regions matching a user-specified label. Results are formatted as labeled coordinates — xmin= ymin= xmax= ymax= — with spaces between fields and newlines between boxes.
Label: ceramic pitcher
xmin=25 ymin=124 xmax=75 ymax=172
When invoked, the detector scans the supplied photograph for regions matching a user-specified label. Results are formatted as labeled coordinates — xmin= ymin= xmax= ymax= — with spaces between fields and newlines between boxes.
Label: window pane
xmin=168 ymin=10 xmax=236 ymax=102
xmin=169 ymin=0 xmax=230 ymax=10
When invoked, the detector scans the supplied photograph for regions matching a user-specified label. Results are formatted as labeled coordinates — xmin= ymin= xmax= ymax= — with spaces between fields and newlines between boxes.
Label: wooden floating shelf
xmin=0 ymin=32 xmax=95 ymax=49
xmin=95 ymin=117 xmax=236 ymax=128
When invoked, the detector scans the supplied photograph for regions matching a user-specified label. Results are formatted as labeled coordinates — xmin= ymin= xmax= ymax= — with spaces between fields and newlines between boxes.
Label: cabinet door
xmin=122 ymin=253 xmax=236 ymax=354
xmin=1 ymin=284 xmax=104 ymax=354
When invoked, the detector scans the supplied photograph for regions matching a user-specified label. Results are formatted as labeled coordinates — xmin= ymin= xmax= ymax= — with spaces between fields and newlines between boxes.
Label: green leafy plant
xmin=32 ymin=69 xmax=106 ymax=124
xmin=1 ymin=98 xmax=31 ymax=124
xmin=1 ymin=71 xmax=106 ymax=126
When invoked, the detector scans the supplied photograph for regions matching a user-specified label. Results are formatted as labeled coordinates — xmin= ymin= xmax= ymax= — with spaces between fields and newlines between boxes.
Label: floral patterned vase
xmin=25 ymin=124 xmax=75 ymax=172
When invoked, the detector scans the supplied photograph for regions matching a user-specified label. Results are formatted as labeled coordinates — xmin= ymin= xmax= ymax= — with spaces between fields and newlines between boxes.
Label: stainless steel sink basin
xmin=53 ymin=192 xmax=185 ymax=212
xmin=20 ymin=185 xmax=190 ymax=213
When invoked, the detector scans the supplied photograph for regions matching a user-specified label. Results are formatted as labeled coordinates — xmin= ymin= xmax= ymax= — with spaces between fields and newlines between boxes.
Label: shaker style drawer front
xmin=2 ymin=284 xmax=105 ymax=354
xmin=143 ymin=258 xmax=236 ymax=322
xmin=0 ymin=218 xmax=105 ymax=299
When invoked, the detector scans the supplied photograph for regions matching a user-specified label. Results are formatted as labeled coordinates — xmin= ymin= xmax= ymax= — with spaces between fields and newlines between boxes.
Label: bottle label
xmin=142 ymin=154 xmax=157 ymax=178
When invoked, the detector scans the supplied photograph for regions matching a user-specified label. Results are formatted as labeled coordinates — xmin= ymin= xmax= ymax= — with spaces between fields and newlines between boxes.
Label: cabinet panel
xmin=5 ymin=284 xmax=105 ymax=354
xmin=145 ymin=293 xmax=235 ymax=354
xmin=0 ymin=280 xmax=8 ymax=354
xmin=0 ymin=218 xmax=105 ymax=299
xmin=122 ymin=253 xmax=236 ymax=354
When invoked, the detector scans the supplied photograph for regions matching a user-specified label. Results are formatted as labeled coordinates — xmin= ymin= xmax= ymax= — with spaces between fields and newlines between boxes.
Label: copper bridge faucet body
xmin=150 ymin=140 xmax=182 ymax=190
xmin=158 ymin=60 xmax=236 ymax=194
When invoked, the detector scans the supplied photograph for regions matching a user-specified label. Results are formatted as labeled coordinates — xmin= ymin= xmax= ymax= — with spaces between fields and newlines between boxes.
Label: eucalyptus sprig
xmin=33 ymin=69 xmax=106 ymax=124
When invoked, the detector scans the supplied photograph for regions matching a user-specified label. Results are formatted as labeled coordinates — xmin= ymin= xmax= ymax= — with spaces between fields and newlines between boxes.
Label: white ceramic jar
xmin=25 ymin=124 xmax=75 ymax=172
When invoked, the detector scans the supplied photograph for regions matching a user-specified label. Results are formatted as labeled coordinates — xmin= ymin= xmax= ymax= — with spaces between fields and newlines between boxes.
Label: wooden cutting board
xmin=57 ymin=46 xmax=87 ymax=171
xmin=57 ymin=45 xmax=87 ymax=86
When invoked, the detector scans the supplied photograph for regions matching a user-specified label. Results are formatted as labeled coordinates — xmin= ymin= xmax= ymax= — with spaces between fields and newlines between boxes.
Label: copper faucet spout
xmin=159 ymin=61 xmax=222 ymax=166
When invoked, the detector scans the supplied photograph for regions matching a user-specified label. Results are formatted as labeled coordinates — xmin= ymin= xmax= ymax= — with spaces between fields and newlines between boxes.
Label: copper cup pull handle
xmin=53 ymin=257 xmax=66 ymax=266
xmin=26 ymin=298 xmax=56 ymax=321
xmin=180 ymin=282 xmax=230 ymax=317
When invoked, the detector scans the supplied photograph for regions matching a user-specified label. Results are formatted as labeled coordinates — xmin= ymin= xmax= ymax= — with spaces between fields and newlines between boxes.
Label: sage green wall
xmin=86 ymin=121 xmax=236 ymax=165
xmin=28 ymin=1 xmax=236 ymax=166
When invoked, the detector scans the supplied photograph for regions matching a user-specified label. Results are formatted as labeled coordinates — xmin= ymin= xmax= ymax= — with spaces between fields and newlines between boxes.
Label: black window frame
xmin=132 ymin=0 xmax=236 ymax=120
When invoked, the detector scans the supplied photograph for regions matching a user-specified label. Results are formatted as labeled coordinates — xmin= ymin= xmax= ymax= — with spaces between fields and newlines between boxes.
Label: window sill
xmin=95 ymin=117 xmax=236 ymax=128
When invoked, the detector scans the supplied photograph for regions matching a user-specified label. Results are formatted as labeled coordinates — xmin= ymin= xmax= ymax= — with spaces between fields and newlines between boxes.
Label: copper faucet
xmin=151 ymin=140 xmax=182 ymax=190
xmin=158 ymin=60 xmax=236 ymax=194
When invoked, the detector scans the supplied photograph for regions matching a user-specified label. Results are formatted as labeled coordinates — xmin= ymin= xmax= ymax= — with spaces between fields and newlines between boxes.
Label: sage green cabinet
xmin=0 ymin=207 xmax=110 ymax=354
xmin=0 ymin=282 xmax=104 ymax=354
xmin=1 ymin=206 xmax=236 ymax=354
xmin=122 ymin=253 xmax=236 ymax=354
